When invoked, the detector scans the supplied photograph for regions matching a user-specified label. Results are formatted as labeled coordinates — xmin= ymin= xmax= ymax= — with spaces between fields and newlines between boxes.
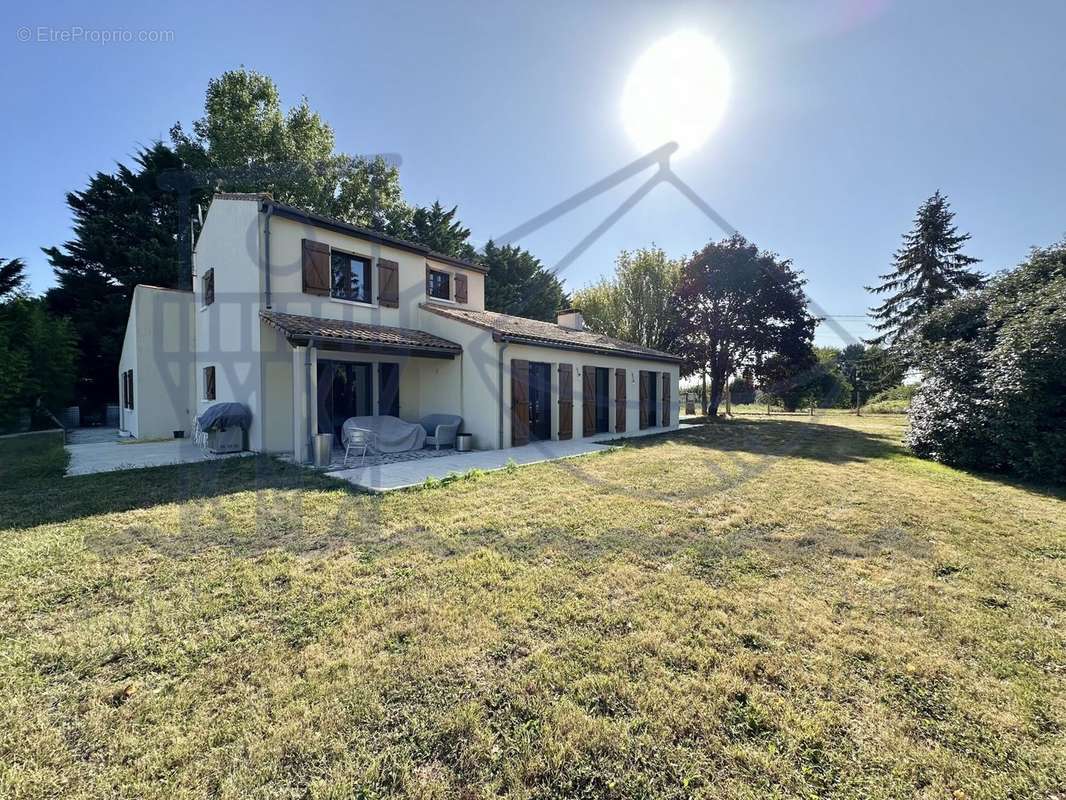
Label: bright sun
xmin=621 ymin=30 xmax=731 ymax=158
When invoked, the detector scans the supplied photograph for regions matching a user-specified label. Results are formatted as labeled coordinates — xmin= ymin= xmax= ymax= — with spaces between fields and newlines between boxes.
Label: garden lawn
xmin=0 ymin=417 xmax=1063 ymax=799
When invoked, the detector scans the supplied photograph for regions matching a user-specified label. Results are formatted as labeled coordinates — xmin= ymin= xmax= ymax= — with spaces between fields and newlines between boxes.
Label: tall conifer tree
xmin=867 ymin=190 xmax=983 ymax=346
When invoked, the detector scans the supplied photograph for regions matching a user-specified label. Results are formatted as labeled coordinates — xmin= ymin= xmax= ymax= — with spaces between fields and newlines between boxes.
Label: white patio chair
xmin=342 ymin=426 xmax=373 ymax=467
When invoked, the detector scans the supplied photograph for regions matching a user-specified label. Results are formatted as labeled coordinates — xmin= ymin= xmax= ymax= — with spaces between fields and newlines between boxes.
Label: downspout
xmin=497 ymin=340 xmax=509 ymax=450
xmin=305 ymin=338 xmax=314 ymax=463
xmin=263 ymin=199 xmax=274 ymax=309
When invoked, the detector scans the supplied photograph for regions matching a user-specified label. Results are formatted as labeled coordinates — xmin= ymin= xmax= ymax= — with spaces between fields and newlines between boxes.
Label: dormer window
xmin=331 ymin=252 xmax=372 ymax=304
xmin=426 ymin=268 xmax=450 ymax=300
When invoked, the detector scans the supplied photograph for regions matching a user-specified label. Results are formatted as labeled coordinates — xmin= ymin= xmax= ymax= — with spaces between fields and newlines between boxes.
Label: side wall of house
xmin=117 ymin=286 xmax=196 ymax=440
xmin=192 ymin=198 xmax=265 ymax=449
xmin=117 ymin=296 xmax=139 ymax=437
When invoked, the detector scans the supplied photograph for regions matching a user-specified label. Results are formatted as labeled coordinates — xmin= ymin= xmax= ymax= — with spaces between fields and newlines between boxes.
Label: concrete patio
xmin=325 ymin=437 xmax=619 ymax=492
xmin=65 ymin=428 xmax=248 ymax=476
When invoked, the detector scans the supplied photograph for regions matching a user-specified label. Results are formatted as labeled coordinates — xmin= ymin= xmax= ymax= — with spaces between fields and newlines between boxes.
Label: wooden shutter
xmin=511 ymin=359 xmax=529 ymax=446
xmin=615 ymin=368 xmax=626 ymax=432
xmin=205 ymin=366 xmax=216 ymax=401
xmin=377 ymin=258 xmax=399 ymax=307
xmin=639 ymin=371 xmax=649 ymax=429
xmin=662 ymin=372 xmax=671 ymax=426
xmin=203 ymin=268 xmax=215 ymax=306
xmin=582 ymin=367 xmax=596 ymax=437
xmin=558 ymin=363 xmax=573 ymax=440
xmin=454 ymin=273 xmax=468 ymax=304
xmin=302 ymin=239 xmax=330 ymax=296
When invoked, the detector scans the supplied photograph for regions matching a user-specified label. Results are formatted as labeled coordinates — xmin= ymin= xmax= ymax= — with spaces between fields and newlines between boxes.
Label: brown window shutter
xmin=454 ymin=273 xmax=468 ymax=304
xmin=582 ymin=367 xmax=596 ymax=437
xmin=511 ymin=359 xmax=529 ymax=446
xmin=639 ymin=371 xmax=649 ymax=429
xmin=203 ymin=268 xmax=215 ymax=306
xmin=557 ymin=363 xmax=573 ymax=440
xmin=377 ymin=258 xmax=399 ymax=307
xmin=615 ymin=368 xmax=626 ymax=432
xmin=205 ymin=366 xmax=216 ymax=401
xmin=662 ymin=372 xmax=671 ymax=426
xmin=302 ymin=239 xmax=330 ymax=296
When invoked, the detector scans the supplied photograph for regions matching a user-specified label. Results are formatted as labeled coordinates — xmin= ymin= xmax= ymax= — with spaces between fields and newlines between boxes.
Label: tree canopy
xmin=667 ymin=235 xmax=817 ymax=415
xmin=171 ymin=68 xmax=409 ymax=232
xmin=0 ymin=258 xmax=27 ymax=299
xmin=868 ymin=190 xmax=983 ymax=347
xmin=907 ymin=239 xmax=1066 ymax=483
xmin=482 ymin=241 xmax=568 ymax=322
xmin=403 ymin=201 xmax=477 ymax=261
xmin=44 ymin=143 xmax=201 ymax=408
xmin=571 ymin=246 xmax=680 ymax=351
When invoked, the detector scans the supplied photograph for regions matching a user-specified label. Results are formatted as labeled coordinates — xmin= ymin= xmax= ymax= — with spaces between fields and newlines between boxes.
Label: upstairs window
xmin=330 ymin=252 xmax=372 ymax=304
xmin=202 ymin=268 xmax=214 ymax=306
xmin=426 ymin=268 xmax=450 ymax=300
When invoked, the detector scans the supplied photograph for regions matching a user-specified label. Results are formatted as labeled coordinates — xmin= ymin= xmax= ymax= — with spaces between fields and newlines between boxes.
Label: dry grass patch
xmin=0 ymin=417 xmax=1063 ymax=798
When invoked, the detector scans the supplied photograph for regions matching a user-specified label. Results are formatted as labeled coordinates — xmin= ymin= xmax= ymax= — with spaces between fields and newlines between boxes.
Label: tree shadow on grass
xmin=617 ymin=417 xmax=907 ymax=466
xmin=0 ymin=436 xmax=363 ymax=540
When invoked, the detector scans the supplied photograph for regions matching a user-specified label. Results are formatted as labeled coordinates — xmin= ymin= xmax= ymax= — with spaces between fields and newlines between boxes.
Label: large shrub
xmin=0 ymin=298 xmax=78 ymax=431
xmin=906 ymin=242 xmax=1066 ymax=483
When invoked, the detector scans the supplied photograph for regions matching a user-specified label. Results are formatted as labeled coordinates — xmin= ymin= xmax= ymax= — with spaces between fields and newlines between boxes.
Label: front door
xmin=317 ymin=360 xmax=373 ymax=439
xmin=528 ymin=362 xmax=552 ymax=441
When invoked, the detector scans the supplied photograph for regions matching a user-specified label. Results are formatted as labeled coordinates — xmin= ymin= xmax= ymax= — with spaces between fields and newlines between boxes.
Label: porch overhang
xmin=260 ymin=310 xmax=462 ymax=360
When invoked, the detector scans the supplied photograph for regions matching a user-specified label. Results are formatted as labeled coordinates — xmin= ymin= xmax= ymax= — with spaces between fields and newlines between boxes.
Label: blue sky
xmin=2 ymin=0 xmax=1064 ymax=345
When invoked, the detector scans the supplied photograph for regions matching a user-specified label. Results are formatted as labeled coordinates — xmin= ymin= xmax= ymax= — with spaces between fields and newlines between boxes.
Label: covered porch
xmin=259 ymin=311 xmax=465 ymax=462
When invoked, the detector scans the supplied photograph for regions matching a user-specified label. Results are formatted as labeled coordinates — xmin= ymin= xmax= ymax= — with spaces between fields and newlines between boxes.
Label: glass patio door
xmin=317 ymin=360 xmax=373 ymax=439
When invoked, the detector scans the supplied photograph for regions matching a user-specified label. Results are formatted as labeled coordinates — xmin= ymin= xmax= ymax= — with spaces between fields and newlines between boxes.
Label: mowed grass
xmin=0 ymin=417 xmax=1063 ymax=799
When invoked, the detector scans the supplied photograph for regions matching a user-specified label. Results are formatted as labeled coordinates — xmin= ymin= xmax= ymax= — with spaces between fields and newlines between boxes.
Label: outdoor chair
xmin=420 ymin=414 xmax=462 ymax=450
xmin=342 ymin=425 xmax=373 ymax=467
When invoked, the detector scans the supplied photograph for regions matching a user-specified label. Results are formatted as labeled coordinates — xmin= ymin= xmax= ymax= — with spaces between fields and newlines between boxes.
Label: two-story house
xmin=117 ymin=193 xmax=682 ymax=460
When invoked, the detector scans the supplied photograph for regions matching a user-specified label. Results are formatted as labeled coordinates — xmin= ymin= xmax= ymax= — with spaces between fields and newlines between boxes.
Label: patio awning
xmin=260 ymin=311 xmax=462 ymax=359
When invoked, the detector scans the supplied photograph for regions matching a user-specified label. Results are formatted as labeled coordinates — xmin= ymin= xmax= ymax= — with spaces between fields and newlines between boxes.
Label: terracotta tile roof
xmin=260 ymin=311 xmax=462 ymax=357
xmin=420 ymin=303 xmax=683 ymax=364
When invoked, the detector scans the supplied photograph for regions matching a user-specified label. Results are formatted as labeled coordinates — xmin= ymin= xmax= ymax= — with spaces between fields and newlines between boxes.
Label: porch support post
xmin=292 ymin=344 xmax=308 ymax=462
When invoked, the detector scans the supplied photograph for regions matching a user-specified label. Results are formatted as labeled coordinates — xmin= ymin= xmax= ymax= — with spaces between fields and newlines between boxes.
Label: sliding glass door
xmin=317 ymin=360 xmax=373 ymax=439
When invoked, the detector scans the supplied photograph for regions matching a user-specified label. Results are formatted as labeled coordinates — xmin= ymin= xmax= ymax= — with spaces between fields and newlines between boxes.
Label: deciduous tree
xmin=667 ymin=235 xmax=817 ymax=416
xmin=572 ymin=245 xmax=680 ymax=351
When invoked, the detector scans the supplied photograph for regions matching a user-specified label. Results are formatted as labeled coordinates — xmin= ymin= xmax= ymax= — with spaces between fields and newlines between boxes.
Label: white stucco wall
xmin=116 ymin=285 xmax=196 ymax=440
xmin=265 ymin=214 xmax=486 ymax=332
xmin=416 ymin=308 xmax=680 ymax=450
xmin=192 ymin=197 xmax=265 ymax=448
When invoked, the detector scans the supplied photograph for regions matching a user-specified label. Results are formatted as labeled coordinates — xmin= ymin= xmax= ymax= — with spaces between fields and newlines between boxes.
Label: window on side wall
xmin=330 ymin=252 xmax=372 ymax=304
xmin=204 ymin=366 xmax=216 ymax=401
xmin=202 ymin=268 xmax=214 ymax=306
xmin=426 ymin=268 xmax=450 ymax=300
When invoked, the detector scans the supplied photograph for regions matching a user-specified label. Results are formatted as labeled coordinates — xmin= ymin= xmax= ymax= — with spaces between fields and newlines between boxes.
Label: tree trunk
xmin=701 ymin=371 xmax=708 ymax=416
xmin=708 ymin=365 xmax=726 ymax=417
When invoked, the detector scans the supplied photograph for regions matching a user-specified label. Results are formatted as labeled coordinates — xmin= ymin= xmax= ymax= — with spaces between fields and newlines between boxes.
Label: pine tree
xmin=482 ymin=241 xmax=568 ymax=322
xmin=867 ymin=190 xmax=983 ymax=346
xmin=404 ymin=202 xmax=477 ymax=261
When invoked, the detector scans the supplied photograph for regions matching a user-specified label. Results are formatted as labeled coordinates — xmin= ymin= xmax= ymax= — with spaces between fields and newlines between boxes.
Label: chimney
xmin=557 ymin=308 xmax=585 ymax=331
